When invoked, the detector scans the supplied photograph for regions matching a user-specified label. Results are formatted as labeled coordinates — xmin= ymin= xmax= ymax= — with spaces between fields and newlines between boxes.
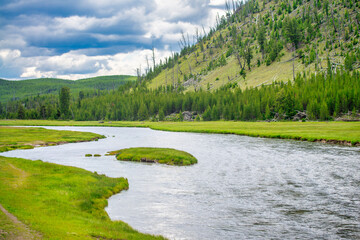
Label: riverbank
xmin=1 ymin=120 xmax=359 ymax=146
xmin=0 ymin=126 xmax=104 ymax=152
xmin=109 ymin=147 xmax=198 ymax=166
xmin=0 ymin=127 xmax=165 ymax=239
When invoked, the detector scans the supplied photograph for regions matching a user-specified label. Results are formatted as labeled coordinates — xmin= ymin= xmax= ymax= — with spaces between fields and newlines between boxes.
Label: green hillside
xmin=144 ymin=0 xmax=360 ymax=91
xmin=0 ymin=75 xmax=136 ymax=102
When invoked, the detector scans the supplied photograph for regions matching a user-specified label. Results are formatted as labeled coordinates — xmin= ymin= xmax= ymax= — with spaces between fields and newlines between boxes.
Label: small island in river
xmin=108 ymin=147 xmax=198 ymax=166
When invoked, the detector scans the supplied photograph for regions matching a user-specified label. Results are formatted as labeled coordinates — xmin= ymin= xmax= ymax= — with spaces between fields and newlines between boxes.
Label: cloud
xmin=16 ymin=48 xmax=171 ymax=80
xmin=0 ymin=0 xmax=226 ymax=79
xmin=0 ymin=49 xmax=21 ymax=61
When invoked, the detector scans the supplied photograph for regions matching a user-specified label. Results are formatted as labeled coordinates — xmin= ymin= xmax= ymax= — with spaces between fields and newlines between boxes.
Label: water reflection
xmin=1 ymin=126 xmax=359 ymax=239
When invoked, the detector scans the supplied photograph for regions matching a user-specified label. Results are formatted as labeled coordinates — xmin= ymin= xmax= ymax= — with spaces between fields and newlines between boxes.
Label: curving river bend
xmin=1 ymin=126 xmax=360 ymax=239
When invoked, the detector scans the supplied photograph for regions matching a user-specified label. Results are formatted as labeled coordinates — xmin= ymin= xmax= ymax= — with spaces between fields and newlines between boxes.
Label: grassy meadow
xmin=0 ymin=120 xmax=359 ymax=146
xmin=109 ymin=147 xmax=198 ymax=166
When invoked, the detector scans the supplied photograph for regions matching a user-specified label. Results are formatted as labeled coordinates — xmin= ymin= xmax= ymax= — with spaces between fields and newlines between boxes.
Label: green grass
xmin=0 ymin=156 xmax=165 ymax=240
xmin=0 ymin=120 xmax=359 ymax=146
xmin=109 ymin=148 xmax=198 ymax=166
xmin=0 ymin=126 xmax=104 ymax=153
xmin=147 ymin=121 xmax=360 ymax=146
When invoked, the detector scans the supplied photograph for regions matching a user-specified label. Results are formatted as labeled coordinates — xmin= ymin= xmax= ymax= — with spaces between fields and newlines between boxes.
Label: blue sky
xmin=0 ymin=0 xmax=225 ymax=80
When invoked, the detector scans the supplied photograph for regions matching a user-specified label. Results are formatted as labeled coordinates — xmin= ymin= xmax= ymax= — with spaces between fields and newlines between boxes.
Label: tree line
xmin=1 ymin=70 xmax=359 ymax=121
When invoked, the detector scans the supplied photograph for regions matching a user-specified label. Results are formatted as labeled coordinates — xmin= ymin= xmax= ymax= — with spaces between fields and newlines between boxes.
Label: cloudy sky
xmin=0 ymin=0 xmax=226 ymax=80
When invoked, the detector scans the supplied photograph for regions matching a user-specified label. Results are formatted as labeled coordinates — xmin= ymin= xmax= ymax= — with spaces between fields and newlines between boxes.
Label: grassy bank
xmin=0 ymin=156 xmax=164 ymax=240
xmin=0 ymin=126 xmax=104 ymax=152
xmin=1 ymin=120 xmax=359 ymax=146
xmin=0 ymin=126 xmax=165 ymax=239
xmin=148 ymin=121 xmax=360 ymax=146
xmin=109 ymin=148 xmax=198 ymax=166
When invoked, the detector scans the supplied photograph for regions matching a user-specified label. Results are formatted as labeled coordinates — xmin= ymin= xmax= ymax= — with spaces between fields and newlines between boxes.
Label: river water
xmin=1 ymin=126 xmax=359 ymax=239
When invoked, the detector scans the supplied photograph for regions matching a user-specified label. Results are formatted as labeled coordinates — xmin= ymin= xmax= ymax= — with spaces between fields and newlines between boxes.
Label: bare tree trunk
xmin=145 ymin=55 xmax=150 ymax=74
xmin=188 ymin=60 xmax=192 ymax=75
xmin=152 ymin=48 xmax=156 ymax=71
xmin=331 ymin=4 xmax=337 ymax=32
xmin=292 ymin=44 xmax=295 ymax=80
xmin=165 ymin=69 xmax=167 ymax=93
xmin=172 ymin=52 xmax=175 ymax=88
xmin=235 ymin=50 xmax=243 ymax=69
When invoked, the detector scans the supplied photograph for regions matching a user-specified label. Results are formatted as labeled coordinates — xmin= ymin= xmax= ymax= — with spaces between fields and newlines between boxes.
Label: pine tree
xmin=137 ymin=102 xmax=148 ymax=121
xmin=17 ymin=103 xmax=25 ymax=119
xmin=265 ymin=104 xmax=271 ymax=119
xmin=320 ymin=100 xmax=329 ymax=120
xmin=59 ymin=87 xmax=70 ymax=119
xmin=158 ymin=108 xmax=165 ymax=121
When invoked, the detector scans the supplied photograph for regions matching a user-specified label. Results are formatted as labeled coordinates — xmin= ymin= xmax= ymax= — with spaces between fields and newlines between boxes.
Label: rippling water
xmin=1 ymin=126 xmax=359 ymax=239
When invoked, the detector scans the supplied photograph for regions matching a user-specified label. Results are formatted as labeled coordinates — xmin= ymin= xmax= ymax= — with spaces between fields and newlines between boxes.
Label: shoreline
xmin=1 ymin=120 xmax=359 ymax=147
xmin=0 ymin=127 xmax=165 ymax=239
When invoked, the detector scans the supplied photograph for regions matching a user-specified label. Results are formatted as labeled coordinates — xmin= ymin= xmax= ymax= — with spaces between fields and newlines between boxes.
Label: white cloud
xmin=209 ymin=0 xmax=226 ymax=7
xmin=20 ymin=67 xmax=55 ymax=78
xmin=0 ymin=0 xmax=226 ymax=79
xmin=0 ymin=49 xmax=21 ymax=60
xmin=16 ymin=48 xmax=171 ymax=79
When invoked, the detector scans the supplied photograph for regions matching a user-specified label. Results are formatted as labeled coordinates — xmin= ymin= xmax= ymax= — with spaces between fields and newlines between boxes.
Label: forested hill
xmin=143 ymin=0 xmax=360 ymax=91
xmin=0 ymin=75 xmax=136 ymax=102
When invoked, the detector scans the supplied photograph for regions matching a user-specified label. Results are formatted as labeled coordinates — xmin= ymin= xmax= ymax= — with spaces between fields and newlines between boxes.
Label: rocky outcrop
xmin=164 ymin=111 xmax=199 ymax=121
xmin=293 ymin=111 xmax=307 ymax=121
xmin=182 ymin=111 xmax=198 ymax=121
xmin=335 ymin=111 xmax=360 ymax=122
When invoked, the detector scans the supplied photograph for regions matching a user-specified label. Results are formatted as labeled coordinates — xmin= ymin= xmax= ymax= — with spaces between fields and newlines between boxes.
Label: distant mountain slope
xmin=144 ymin=0 xmax=360 ymax=91
xmin=0 ymin=75 xmax=136 ymax=102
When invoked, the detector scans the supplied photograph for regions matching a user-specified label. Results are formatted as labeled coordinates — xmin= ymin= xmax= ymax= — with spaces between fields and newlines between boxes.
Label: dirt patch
xmin=24 ymin=141 xmax=46 ymax=147
xmin=0 ymin=204 xmax=41 ymax=240
xmin=314 ymin=139 xmax=357 ymax=147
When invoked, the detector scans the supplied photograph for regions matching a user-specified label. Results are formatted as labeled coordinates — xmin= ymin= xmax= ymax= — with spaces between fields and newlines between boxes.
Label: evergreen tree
xmin=59 ymin=87 xmax=70 ymax=119
xmin=137 ymin=102 xmax=148 ymax=121
xmin=257 ymin=24 xmax=266 ymax=60
xmin=320 ymin=100 xmax=329 ymax=120
xmin=158 ymin=108 xmax=165 ymax=121
xmin=17 ymin=103 xmax=25 ymax=119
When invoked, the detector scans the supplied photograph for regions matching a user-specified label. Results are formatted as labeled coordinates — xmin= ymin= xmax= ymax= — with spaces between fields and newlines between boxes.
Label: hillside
xmin=144 ymin=0 xmax=360 ymax=91
xmin=0 ymin=75 xmax=136 ymax=102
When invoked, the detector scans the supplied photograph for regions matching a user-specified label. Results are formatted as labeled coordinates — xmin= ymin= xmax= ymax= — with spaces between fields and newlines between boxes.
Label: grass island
xmin=109 ymin=147 xmax=198 ymax=166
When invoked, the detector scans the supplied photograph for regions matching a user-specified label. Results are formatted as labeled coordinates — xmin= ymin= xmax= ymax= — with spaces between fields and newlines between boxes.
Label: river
xmin=1 ymin=126 xmax=359 ymax=239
